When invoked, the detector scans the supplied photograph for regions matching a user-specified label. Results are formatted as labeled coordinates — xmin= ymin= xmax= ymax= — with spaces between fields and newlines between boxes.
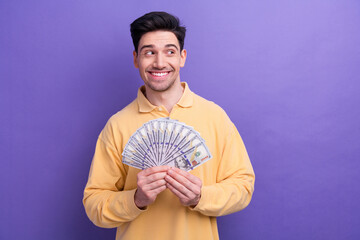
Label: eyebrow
xmin=165 ymin=44 xmax=179 ymax=50
xmin=139 ymin=45 xmax=154 ymax=52
xmin=139 ymin=44 xmax=179 ymax=52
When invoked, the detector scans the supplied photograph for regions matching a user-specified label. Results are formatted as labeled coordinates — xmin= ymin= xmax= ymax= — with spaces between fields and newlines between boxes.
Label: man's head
xmin=131 ymin=12 xmax=187 ymax=93
xmin=130 ymin=12 xmax=186 ymax=53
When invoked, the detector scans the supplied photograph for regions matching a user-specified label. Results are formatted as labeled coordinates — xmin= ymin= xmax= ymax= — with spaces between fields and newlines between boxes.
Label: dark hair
xmin=130 ymin=11 xmax=186 ymax=53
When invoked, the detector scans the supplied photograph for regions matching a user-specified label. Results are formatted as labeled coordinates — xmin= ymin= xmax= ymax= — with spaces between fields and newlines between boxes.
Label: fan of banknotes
xmin=122 ymin=118 xmax=212 ymax=171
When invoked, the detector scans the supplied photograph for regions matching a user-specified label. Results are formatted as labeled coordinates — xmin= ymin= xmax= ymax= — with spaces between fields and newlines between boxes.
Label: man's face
xmin=175 ymin=156 xmax=187 ymax=168
xmin=133 ymin=30 xmax=187 ymax=92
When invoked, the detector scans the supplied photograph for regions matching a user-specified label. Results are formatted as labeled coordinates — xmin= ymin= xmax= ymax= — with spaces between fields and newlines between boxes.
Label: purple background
xmin=1 ymin=0 xmax=360 ymax=239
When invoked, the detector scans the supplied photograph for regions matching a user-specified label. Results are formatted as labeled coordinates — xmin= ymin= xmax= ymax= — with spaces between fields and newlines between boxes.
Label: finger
xmin=135 ymin=184 xmax=167 ymax=208
xmin=165 ymin=174 xmax=193 ymax=198
xmin=170 ymin=167 xmax=201 ymax=185
xmin=151 ymin=185 xmax=167 ymax=195
xmin=143 ymin=179 xmax=167 ymax=191
xmin=167 ymin=169 xmax=197 ymax=192
xmin=144 ymin=172 xmax=168 ymax=184
xmin=142 ymin=166 xmax=170 ymax=176
xmin=166 ymin=182 xmax=188 ymax=200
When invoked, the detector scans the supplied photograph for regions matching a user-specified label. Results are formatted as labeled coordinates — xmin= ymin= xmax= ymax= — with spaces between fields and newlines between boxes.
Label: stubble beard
xmin=146 ymin=76 xmax=178 ymax=93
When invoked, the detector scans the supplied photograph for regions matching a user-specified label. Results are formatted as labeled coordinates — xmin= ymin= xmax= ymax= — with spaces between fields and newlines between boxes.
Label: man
xmin=83 ymin=11 xmax=255 ymax=240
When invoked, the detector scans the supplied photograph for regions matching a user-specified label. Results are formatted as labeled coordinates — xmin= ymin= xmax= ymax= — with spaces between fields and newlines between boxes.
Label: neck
xmin=144 ymin=81 xmax=184 ymax=113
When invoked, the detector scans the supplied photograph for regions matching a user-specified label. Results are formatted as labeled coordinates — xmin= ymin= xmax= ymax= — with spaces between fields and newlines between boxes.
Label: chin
xmin=147 ymin=80 xmax=176 ymax=92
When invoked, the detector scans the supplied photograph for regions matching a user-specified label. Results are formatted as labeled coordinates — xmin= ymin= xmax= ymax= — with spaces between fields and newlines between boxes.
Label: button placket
xmin=169 ymin=105 xmax=179 ymax=119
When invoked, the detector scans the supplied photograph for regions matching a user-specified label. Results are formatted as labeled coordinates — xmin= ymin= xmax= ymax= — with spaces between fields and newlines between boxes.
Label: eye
xmin=145 ymin=51 xmax=154 ymax=55
xmin=167 ymin=50 xmax=175 ymax=55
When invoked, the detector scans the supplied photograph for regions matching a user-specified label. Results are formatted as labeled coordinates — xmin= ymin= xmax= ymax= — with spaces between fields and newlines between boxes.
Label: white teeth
xmin=151 ymin=72 xmax=168 ymax=77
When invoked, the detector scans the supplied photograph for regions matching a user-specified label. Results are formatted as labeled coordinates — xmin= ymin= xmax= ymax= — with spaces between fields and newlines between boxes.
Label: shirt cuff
xmin=112 ymin=189 xmax=147 ymax=221
xmin=189 ymin=185 xmax=214 ymax=213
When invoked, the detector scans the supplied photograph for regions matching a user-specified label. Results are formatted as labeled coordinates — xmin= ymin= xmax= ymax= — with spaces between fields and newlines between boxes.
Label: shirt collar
xmin=137 ymin=82 xmax=194 ymax=113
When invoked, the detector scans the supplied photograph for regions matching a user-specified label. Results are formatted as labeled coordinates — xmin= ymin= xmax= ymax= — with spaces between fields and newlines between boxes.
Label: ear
xmin=133 ymin=51 xmax=139 ymax=68
xmin=180 ymin=49 xmax=187 ymax=67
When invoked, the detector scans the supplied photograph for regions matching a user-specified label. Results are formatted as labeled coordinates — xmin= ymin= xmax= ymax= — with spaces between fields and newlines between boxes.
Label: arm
xmin=193 ymin=126 xmax=255 ymax=216
xmin=83 ymin=135 xmax=170 ymax=228
xmin=165 ymin=123 xmax=255 ymax=217
xmin=83 ymin=136 xmax=143 ymax=228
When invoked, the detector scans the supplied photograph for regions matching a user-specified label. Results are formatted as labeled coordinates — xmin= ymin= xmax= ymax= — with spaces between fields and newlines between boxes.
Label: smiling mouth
xmin=149 ymin=71 xmax=171 ymax=77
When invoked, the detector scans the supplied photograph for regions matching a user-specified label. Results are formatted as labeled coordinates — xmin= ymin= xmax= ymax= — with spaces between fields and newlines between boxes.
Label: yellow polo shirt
xmin=83 ymin=82 xmax=255 ymax=240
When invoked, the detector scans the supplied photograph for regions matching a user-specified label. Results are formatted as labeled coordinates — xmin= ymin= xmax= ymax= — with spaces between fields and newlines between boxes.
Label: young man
xmin=83 ymin=12 xmax=255 ymax=240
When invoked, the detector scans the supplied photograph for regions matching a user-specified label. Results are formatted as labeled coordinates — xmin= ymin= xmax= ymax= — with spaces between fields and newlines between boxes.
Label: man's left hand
xmin=165 ymin=167 xmax=202 ymax=207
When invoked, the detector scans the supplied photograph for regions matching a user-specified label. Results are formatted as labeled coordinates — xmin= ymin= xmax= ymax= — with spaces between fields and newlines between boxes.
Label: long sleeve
xmin=83 ymin=84 xmax=254 ymax=239
xmin=83 ymin=132 xmax=145 ymax=228
xmin=192 ymin=122 xmax=255 ymax=217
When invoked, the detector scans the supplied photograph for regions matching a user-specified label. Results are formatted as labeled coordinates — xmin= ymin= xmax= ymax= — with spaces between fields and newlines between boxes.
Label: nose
xmin=153 ymin=53 xmax=166 ymax=69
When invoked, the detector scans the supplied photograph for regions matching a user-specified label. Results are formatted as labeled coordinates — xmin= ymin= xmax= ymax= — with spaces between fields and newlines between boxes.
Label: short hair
xmin=130 ymin=11 xmax=186 ymax=53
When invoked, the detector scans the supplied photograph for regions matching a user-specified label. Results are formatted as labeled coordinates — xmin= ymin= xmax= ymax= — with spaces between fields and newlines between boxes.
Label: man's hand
xmin=165 ymin=167 xmax=202 ymax=207
xmin=134 ymin=166 xmax=170 ymax=209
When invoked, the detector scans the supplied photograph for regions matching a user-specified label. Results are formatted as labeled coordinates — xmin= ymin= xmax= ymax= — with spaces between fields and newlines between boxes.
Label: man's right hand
xmin=134 ymin=166 xmax=170 ymax=209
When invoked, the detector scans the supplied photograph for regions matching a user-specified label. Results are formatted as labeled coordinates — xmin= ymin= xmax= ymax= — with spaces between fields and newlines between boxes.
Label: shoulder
xmin=190 ymin=92 xmax=239 ymax=142
xmin=192 ymin=92 xmax=232 ymax=124
xmin=99 ymin=99 xmax=138 ymax=143
xmin=108 ymin=99 xmax=138 ymax=126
